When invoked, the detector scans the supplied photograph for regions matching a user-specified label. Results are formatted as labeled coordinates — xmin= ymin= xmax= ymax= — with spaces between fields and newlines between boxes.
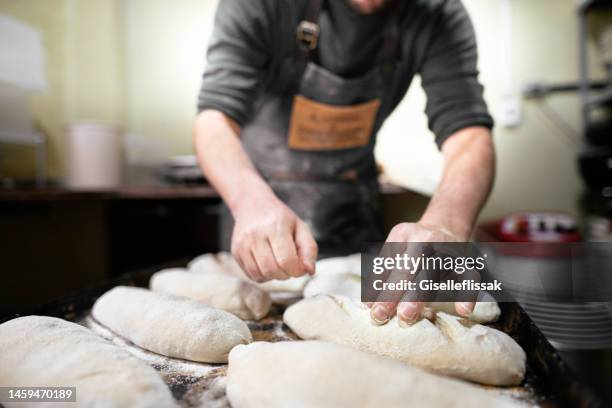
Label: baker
xmin=194 ymin=0 xmax=495 ymax=326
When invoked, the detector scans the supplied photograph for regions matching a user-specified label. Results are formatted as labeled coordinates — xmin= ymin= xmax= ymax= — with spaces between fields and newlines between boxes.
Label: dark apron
xmin=220 ymin=0 xmax=402 ymax=256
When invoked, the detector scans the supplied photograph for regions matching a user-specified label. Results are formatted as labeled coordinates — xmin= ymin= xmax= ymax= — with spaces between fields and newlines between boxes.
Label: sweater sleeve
xmin=418 ymin=0 xmax=494 ymax=148
xmin=197 ymin=0 xmax=276 ymax=126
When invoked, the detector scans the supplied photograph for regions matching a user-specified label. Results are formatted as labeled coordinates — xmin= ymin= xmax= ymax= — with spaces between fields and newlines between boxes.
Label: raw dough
xmin=307 ymin=254 xmax=500 ymax=323
xmin=315 ymin=253 xmax=361 ymax=277
xmin=303 ymin=269 xmax=361 ymax=299
xmin=189 ymin=252 xmax=309 ymax=294
xmin=303 ymin=253 xmax=361 ymax=299
xmin=283 ymin=295 xmax=525 ymax=386
xmin=303 ymin=273 xmax=361 ymax=299
xmin=150 ymin=268 xmax=271 ymax=320
xmin=92 ymin=286 xmax=252 ymax=363
xmin=226 ymin=341 xmax=519 ymax=408
xmin=0 ymin=316 xmax=177 ymax=408
xmin=304 ymin=279 xmax=500 ymax=323
xmin=187 ymin=253 xmax=226 ymax=274
xmin=428 ymin=298 xmax=501 ymax=323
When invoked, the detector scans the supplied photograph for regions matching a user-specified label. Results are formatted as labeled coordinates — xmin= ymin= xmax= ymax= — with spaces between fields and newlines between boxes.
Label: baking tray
xmin=0 ymin=261 xmax=604 ymax=408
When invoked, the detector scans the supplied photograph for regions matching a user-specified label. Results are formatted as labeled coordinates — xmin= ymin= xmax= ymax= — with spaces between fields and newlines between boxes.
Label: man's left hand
xmin=367 ymin=222 xmax=475 ymax=326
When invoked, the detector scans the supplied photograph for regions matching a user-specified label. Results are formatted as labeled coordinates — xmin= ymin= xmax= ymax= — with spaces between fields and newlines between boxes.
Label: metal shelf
xmin=586 ymin=86 xmax=612 ymax=107
xmin=577 ymin=0 xmax=612 ymax=133
xmin=578 ymin=0 xmax=612 ymax=14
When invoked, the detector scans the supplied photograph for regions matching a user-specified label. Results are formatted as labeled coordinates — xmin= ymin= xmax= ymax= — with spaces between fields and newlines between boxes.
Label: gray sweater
xmin=198 ymin=0 xmax=493 ymax=147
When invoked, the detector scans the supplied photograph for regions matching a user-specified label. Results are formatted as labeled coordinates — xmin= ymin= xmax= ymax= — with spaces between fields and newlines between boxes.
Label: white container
xmin=65 ymin=123 xmax=122 ymax=189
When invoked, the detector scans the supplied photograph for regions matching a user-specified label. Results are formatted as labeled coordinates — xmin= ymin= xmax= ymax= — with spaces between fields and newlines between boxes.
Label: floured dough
xmin=303 ymin=269 xmax=361 ymax=299
xmin=226 ymin=341 xmax=519 ymax=408
xmin=428 ymin=298 xmax=501 ymax=323
xmin=303 ymin=254 xmax=361 ymax=299
xmin=187 ymin=253 xmax=226 ymax=274
xmin=150 ymin=268 xmax=271 ymax=320
xmin=304 ymin=278 xmax=499 ymax=323
xmin=306 ymin=254 xmax=500 ymax=323
xmin=189 ymin=252 xmax=309 ymax=294
xmin=92 ymin=286 xmax=252 ymax=363
xmin=0 ymin=316 xmax=177 ymax=408
xmin=315 ymin=253 xmax=361 ymax=276
xmin=283 ymin=295 xmax=525 ymax=385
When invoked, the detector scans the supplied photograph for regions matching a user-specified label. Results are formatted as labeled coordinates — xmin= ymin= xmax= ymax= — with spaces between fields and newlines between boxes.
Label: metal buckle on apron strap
xmin=296 ymin=21 xmax=320 ymax=51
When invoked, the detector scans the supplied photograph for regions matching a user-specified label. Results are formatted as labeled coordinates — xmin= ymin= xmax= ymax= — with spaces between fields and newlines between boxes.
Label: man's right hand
xmin=230 ymin=197 xmax=318 ymax=282
xmin=193 ymin=110 xmax=317 ymax=283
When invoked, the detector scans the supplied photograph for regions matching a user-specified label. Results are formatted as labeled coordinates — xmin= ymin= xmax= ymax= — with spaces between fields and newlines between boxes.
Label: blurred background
xmin=2 ymin=0 xmax=611 ymax=212
xmin=1 ymin=0 xmax=612 ymax=400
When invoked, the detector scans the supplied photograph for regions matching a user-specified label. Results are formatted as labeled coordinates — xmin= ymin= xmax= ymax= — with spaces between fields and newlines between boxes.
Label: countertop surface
xmin=0 ymin=179 xmax=416 ymax=202
xmin=0 ymin=185 xmax=220 ymax=202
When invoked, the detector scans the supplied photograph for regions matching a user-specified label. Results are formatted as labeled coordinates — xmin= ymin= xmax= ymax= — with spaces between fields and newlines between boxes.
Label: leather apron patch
xmin=288 ymin=95 xmax=381 ymax=151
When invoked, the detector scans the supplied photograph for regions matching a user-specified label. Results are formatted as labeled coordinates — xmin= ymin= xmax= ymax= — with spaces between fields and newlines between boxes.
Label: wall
xmin=377 ymin=0 xmax=607 ymax=220
xmin=0 ymin=0 xmax=124 ymax=179
xmin=117 ymin=0 xmax=611 ymax=220
xmin=1 ymin=0 xmax=607 ymax=221
xmin=0 ymin=0 xmax=66 ymax=179
xmin=122 ymin=0 xmax=218 ymax=164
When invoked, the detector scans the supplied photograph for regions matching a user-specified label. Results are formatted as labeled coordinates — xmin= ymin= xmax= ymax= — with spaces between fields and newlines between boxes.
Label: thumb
xmin=295 ymin=221 xmax=318 ymax=275
xmin=455 ymin=301 xmax=475 ymax=317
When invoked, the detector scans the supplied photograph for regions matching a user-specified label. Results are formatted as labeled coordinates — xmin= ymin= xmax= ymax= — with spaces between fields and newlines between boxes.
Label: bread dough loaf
xmin=303 ymin=254 xmax=361 ymax=299
xmin=307 ymin=254 xmax=500 ymax=324
xmin=187 ymin=253 xmax=226 ymax=274
xmin=283 ymin=295 xmax=525 ymax=385
xmin=150 ymin=268 xmax=271 ymax=320
xmin=92 ymin=286 xmax=252 ymax=363
xmin=428 ymin=300 xmax=501 ymax=323
xmin=0 ymin=316 xmax=177 ymax=408
xmin=315 ymin=253 xmax=361 ymax=276
xmin=303 ymin=269 xmax=361 ymax=299
xmin=189 ymin=252 xmax=309 ymax=294
xmin=227 ymin=341 xmax=519 ymax=408
xmin=303 ymin=280 xmax=500 ymax=323
xmin=303 ymin=273 xmax=361 ymax=299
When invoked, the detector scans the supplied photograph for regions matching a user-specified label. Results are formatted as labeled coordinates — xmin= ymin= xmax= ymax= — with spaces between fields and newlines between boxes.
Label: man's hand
xmin=194 ymin=109 xmax=318 ymax=283
xmin=367 ymin=126 xmax=495 ymax=326
xmin=231 ymin=195 xmax=318 ymax=282
xmin=368 ymin=222 xmax=474 ymax=326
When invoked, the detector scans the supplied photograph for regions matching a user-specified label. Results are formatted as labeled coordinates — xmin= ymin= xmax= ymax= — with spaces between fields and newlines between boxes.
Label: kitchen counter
xmin=0 ymin=185 xmax=218 ymax=201
xmin=0 ymin=180 xmax=412 ymax=202
xmin=0 ymin=176 xmax=428 ymax=317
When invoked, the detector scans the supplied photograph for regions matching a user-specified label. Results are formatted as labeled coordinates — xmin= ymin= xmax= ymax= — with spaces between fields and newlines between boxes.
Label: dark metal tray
xmin=0 ymin=261 xmax=604 ymax=408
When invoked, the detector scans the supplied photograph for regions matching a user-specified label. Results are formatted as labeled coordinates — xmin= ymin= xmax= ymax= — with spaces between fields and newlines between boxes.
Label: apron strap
xmin=296 ymin=0 xmax=323 ymax=63
xmin=295 ymin=0 xmax=403 ymax=73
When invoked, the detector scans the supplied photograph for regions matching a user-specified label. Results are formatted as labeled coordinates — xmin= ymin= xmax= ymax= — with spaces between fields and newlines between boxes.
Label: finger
xmin=372 ymin=241 xmax=424 ymax=305
xmin=231 ymin=238 xmax=264 ymax=282
xmin=269 ymin=228 xmax=303 ymax=278
xmin=368 ymin=243 xmax=416 ymax=322
xmin=239 ymin=250 xmax=264 ymax=282
xmin=397 ymin=301 xmax=425 ymax=326
xmin=253 ymin=238 xmax=286 ymax=281
xmin=455 ymin=301 xmax=475 ymax=317
xmin=295 ymin=221 xmax=318 ymax=275
xmin=455 ymin=261 xmax=480 ymax=316
xmin=370 ymin=301 xmax=397 ymax=325
xmin=385 ymin=223 xmax=411 ymax=242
